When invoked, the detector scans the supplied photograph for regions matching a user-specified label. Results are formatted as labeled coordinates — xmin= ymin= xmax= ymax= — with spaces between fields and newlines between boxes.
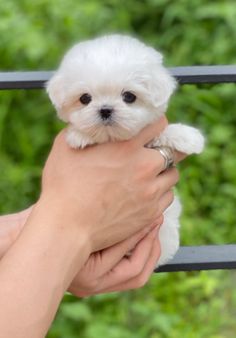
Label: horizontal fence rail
xmin=0 ymin=65 xmax=236 ymax=90
xmin=155 ymin=245 xmax=236 ymax=273
xmin=1 ymin=66 xmax=236 ymax=272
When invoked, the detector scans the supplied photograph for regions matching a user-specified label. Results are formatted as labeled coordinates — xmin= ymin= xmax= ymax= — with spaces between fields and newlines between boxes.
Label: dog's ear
xmin=46 ymin=73 xmax=72 ymax=122
xmin=149 ymin=66 xmax=177 ymax=111
xmin=46 ymin=73 xmax=65 ymax=111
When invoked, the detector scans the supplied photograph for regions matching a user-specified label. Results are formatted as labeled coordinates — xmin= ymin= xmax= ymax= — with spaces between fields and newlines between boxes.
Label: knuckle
xmin=135 ymin=160 xmax=156 ymax=181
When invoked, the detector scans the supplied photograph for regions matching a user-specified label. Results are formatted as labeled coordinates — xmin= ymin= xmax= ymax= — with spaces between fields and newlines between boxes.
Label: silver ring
xmin=153 ymin=146 xmax=175 ymax=170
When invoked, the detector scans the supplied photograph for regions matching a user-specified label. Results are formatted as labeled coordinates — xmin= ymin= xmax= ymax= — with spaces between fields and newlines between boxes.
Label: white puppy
xmin=47 ymin=34 xmax=204 ymax=267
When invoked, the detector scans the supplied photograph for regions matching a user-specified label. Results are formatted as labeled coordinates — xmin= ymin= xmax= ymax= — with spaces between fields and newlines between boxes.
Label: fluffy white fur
xmin=47 ymin=34 xmax=205 ymax=267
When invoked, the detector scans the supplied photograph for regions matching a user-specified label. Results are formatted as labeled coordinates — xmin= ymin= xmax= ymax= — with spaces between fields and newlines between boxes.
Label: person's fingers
xmin=103 ymin=237 xmax=161 ymax=293
xmin=77 ymin=227 xmax=162 ymax=297
xmin=174 ymin=150 xmax=186 ymax=163
xmin=94 ymin=221 xmax=161 ymax=277
xmin=143 ymin=147 xmax=186 ymax=176
xmin=95 ymin=226 xmax=159 ymax=290
xmin=153 ymin=190 xmax=174 ymax=218
xmin=154 ymin=167 xmax=179 ymax=196
xmin=132 ymin=117 xmax=168 ymax=147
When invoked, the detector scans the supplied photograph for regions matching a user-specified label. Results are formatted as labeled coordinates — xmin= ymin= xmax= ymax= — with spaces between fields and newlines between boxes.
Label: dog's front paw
xmin=155 ymin=123 xmax=205 ymax=155
xmin=66 ymin=128 xmax=94 ymax=149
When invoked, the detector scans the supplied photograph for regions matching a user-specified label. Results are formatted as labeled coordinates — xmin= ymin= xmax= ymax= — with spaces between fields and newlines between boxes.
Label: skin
xmin=0 ymin=211 xmax=162 ymax=296
xmin=0 ymin=117 xmax=183 ymax=338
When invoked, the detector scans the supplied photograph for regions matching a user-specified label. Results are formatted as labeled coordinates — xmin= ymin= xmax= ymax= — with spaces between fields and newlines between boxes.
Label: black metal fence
xmin=1 ymin=65 xmax=236 ymax=273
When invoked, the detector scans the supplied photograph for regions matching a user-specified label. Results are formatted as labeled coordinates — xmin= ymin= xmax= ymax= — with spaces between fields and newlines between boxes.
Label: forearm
xmin=0 ymin=199 xmax=90 ymax=338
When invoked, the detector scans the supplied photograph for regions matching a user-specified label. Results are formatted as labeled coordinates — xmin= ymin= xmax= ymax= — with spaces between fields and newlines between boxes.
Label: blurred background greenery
xmin=1 ymin=0 xmax=236 ymax=337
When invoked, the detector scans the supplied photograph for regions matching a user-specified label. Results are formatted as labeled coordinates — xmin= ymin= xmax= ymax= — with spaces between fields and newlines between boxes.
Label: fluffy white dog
xmin=47 ymin=34 xmax=204 ymax=267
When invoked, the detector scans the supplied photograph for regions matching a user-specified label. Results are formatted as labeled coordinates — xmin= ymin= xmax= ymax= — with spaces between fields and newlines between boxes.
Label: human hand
xmin=0 ymin=118 xmax=182 ymax=338
xmin=40 ymin=116 xmax=179 ymax=254
xmin=68 ymin=221 xmax=162 ymax=297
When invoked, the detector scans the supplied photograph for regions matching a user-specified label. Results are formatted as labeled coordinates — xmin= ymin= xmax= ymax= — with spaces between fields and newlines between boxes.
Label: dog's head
xmin=47 ymin=34 xmax=176 ymax=142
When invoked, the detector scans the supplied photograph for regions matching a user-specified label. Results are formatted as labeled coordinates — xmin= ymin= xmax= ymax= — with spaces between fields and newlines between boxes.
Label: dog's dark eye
xmin=80 ymin=93 xmax=92 ymax=105
xmin=122 ymin=91 xmax=136 ymax=104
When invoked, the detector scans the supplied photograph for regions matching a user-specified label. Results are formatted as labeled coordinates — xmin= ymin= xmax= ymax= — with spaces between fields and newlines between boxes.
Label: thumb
xmin=132 ymin=116 xmax=168 ymax=147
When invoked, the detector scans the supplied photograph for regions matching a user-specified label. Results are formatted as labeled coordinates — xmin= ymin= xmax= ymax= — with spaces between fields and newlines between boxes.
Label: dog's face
xmin=47 ymin=35 xmax=176 ymax=143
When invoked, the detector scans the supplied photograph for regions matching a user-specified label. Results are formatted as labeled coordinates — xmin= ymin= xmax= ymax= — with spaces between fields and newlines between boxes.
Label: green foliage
xmin=1 ymin=0 xmax=236 ymax=337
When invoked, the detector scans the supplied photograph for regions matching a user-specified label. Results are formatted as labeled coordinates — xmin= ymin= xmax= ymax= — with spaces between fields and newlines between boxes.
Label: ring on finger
xmin=153 ymin=145 xmax=175 ymax=171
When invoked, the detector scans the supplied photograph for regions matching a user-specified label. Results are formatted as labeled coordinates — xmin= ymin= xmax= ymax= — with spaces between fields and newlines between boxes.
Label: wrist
xmin=31 ymin=195 xmax=92 ymax=283
xmin=38 ymin=189 xmax=97 ymax=250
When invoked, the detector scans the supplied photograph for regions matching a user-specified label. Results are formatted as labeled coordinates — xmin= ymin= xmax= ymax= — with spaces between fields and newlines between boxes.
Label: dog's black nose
xmin=100 ymin=107 xmax=113 ymax=120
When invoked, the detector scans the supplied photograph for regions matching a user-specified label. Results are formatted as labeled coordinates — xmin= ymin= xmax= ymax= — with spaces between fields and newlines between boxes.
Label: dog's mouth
xmin=81 ymin=120 xmax=133 ymax=142
xmin=101 ymin=119 xmax=114 ymax=126
xmin=69 ymin=110 xmax=135 ymax=142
